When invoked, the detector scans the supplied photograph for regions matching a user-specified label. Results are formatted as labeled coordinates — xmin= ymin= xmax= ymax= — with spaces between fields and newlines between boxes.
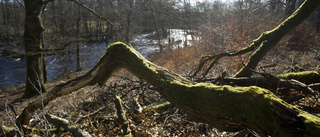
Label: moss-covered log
xmin=17 ymin=42 xmax=320 ymax=136
xmin=277 ymin=71 xmax=320 ymax=85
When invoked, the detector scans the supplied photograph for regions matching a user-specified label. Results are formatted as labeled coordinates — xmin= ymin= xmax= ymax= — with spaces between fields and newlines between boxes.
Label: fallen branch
xmin=45 ymin=113 xmax=92 ymax=137
xmin=144 ymin=101 xmax=172 ymax=112
xmin=114 ymin=96 xmax=132 ymax=137
xmin=198 ymin=71 xmax=320 ymax=95
xmin=75 ymin=106 xmax=106 ymax=123
xmin=16 ymin=42 xmax=320 ymax=136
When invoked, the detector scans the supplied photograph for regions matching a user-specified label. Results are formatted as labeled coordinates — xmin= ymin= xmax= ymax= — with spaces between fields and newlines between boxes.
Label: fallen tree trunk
xmin=17 ymin=42 xmax=320 ymax=136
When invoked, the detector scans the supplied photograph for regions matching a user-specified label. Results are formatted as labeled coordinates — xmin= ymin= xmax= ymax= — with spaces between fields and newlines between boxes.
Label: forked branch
xmin=192 ymin=0 xmax=320 ymax=78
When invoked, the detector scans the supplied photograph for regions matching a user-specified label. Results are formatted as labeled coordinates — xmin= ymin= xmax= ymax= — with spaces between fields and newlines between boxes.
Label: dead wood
xmin=114 ymin=96 xmax=132 ymax=137
xmin=45 ymin=113 xmax=92 ymax=137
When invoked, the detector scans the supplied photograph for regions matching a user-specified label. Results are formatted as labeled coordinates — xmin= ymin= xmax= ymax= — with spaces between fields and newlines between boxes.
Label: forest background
xmin=1 ymin=0 xmax=320 ymax=136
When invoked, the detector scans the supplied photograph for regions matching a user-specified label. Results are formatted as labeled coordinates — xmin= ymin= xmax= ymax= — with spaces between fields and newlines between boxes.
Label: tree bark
xmin=17 ymin=42 xmax=320 ymax=137
xmin=23 ymin=0 xmax=49 ymax=97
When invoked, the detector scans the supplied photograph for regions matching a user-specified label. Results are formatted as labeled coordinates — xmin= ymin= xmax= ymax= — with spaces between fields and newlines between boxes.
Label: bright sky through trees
xmin=190 ymin=0 xmax=235 ymax=5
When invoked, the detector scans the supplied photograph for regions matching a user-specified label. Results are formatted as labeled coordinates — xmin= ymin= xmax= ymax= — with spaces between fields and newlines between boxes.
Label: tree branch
xmin=67 ymin=0 xmax=122 ymax=37
xmin=192 ymin=0 xmax=320 ymax=78
xmin=234 ymin=0 xmax=320 ymax=77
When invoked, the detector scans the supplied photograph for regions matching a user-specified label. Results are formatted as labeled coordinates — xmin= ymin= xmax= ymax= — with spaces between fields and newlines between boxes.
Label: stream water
xmin=0 ymin=29 xmax=195 ymax=88
xmin=0 ymin=43 xmax=160 ymax=88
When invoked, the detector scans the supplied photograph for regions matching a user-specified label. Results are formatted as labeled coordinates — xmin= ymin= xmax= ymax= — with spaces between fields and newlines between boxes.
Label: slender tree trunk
xmin=2 ymin=0 xmax=9 ymax=41
xmin=24 ymin=0 xmax=47 ymax=97
xmin=76 ymin=5 xmax=82 ymax=72
xmin=125 ymin=0 xmax=132 ymax=43
xmin=286 ymin=0 xmax=297 ymax=16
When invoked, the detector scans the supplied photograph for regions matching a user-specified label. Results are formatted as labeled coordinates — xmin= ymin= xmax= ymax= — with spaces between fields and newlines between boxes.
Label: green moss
xmin=157 ymin=77 xmax=316 ymax=136
xmin=145 ymin=101 xmax=171 ymax=112
xmin=85 ymin=97 xmax=92 ymax=102
xmin=298 ymin=111 xmax=320 ymax=136
xmin=277 ymin=71 xmax=320 ymax=84
xmin=77 ymin=88 xmax=84 ymax=92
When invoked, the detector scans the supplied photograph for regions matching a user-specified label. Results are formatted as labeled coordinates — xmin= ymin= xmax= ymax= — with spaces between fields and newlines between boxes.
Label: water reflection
xmin=0 ymin=56 xmax=26 ymax=88
xmin=46 ymin=43 xmax=109 ymax=80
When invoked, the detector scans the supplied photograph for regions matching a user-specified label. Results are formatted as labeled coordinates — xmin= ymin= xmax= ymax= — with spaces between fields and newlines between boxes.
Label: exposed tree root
xmin=16 ymin=42 xmax=320 ymax=136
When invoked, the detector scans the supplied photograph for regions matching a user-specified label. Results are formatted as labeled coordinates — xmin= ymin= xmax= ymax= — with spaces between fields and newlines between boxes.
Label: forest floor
xmin=0 ymin=70 xmax=242 ymax=136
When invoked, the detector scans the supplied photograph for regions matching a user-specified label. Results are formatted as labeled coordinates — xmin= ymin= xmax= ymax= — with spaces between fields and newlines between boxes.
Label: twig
xmin=68 ymin=0 xmax=122 ymax=37
xmin=75 ymin=106 xmax=106 ymax=123
xmin=28 ymin=73 xmax=52 ymax=137
xmin=191 ymin=40 xmax=261 ymax=78
xmin=134 ymin=95 xmax=143 ymax=113
xmin=14 ymin=0 xmax=25 ymax=8
xmin=5 ymin=99 xmax=24 ymax=136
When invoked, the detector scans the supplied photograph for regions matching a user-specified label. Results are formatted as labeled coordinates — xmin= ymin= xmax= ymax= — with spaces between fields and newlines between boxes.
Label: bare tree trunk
xmin=286 ymin=0 xmax=297 ymax=16
xmin=141 ymin=0 xmax=163 ymax=51
xmin=23 ymin=0 xmax=49 ymax=97
xmin=125 ymin=0 xmax=133 ymax=43
xmin=76 ymin=3 xmax=82 ymax=72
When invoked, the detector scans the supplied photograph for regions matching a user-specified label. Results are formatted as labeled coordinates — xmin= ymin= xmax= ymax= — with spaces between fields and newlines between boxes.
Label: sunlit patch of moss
xmin=298 ymin=111 xmax=320 ymax=136
xmin=277 ymin=71 xmax=320 ymax=84
xmin=77 ymin=88 xmax=84 ymax=93
xmin=85 ymin=97 xmax=92 ymax=102
xmin=145 ymin=101 xmax=171 ymax=112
